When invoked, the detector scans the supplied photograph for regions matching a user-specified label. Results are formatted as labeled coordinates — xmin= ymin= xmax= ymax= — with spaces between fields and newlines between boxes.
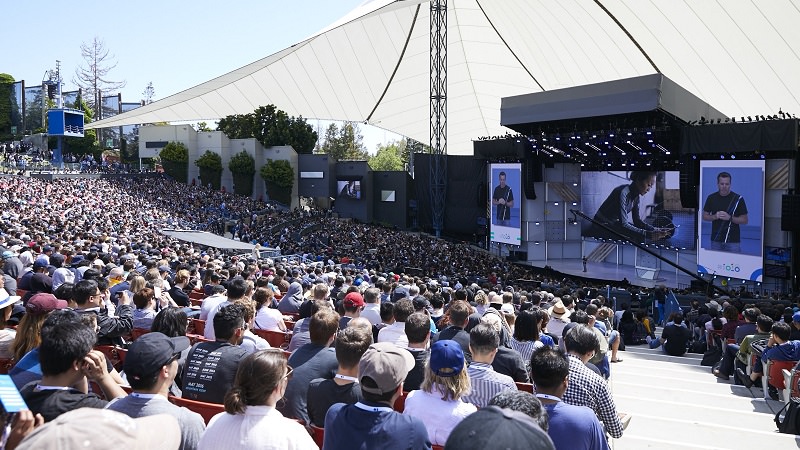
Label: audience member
xmin=462 ymin=323 xmax=517 ymax=407
xmin=198 ymin=349 xmax=317 ymax=450
xmin=444 ymin=405 xmax=555 ymax=450
xmin=431 ymin=300 xmax=472 ymax=361
xmin=378 ymin=298 xmax=414 ymax=348
xmin=403 ymin=312 xmax=431 ymax=392
xmin=488 ymin=390 xmax=549 ymax=431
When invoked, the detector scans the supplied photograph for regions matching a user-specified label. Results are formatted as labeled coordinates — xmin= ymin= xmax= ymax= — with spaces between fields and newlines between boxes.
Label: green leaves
xmin=159 ymin=141 xmax=189 ymax=163
xmin=194 ymin=150 xmax=223 ymax=170
xmin=228 ymin=151 xmax=255 ymax=175
xmin=260 ymin=159 xmax=293 ymax=188
xmin=217 ymin=105 xmax=317 ymax=153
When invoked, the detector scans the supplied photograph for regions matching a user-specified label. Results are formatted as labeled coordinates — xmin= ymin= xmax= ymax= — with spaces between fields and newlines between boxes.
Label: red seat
xmin=169 ymin=395 xmax=225 ymax=424
xmin=186 ymin=333 xmax=212 ymax=345
xmin=252 ymin=329 xmax=291 ymax=349
xmin=432 ymin=445 xmax=445 ymax=450
xmin=284 ymin=319 xmax=295 ymax=330
xmin=515 ymin=382 xmax=534 ymax=393
xmin=767 ymin=360 xmax=798 ymax=390
xmin=190 ymin=318 xmax=206 ymax=335
xmin=310 ymin=424 xmax=325 ymax=448
xmin=130 ymin=328 xmax=150 ymax=341
xmin=190 ymin=298 xmax=203 ymax=307
xmin=393 ymin=391 xmax=409 ymax=412
xmin=94 ymin=345 xmax=127 ymax=372
xmin=189 ymin=291 xmax=205 ymax=301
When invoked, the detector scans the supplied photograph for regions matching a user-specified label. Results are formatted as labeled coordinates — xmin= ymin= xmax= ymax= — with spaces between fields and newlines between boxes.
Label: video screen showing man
xmin=702 ymin=171 xmax=748 ymax=252
xmin=338 ymin=180 xmax=361 ymax=199
xmin=588 ymin=171 xmax=671 ymax=243
xmin=492 ymin=171 xmax=514 ymax=226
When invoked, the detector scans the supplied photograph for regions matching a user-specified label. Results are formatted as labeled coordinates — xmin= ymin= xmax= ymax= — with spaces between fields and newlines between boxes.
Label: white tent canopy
xmin=87 ymin=0 xmax=800 ymax=155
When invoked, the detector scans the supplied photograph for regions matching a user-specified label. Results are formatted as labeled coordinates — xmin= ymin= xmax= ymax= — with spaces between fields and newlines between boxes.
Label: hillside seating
xmin=169 ymin=395 xmax=224 ymax=424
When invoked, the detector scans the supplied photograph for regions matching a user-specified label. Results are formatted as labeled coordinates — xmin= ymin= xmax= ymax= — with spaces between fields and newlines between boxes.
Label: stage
xmin=520 ymin=257 xmax=695 ymax=290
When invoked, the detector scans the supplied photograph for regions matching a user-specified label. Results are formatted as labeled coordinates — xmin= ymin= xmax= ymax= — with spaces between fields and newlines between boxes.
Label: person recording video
xmin=589 ymin=171 xmax=671 ymax=242
xmin=702 ymin=171 xmax=748 ymax=252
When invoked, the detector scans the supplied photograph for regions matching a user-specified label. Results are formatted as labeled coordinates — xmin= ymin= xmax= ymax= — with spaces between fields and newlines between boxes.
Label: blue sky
xmin=3 ymin=0 xmax=400 ymax=151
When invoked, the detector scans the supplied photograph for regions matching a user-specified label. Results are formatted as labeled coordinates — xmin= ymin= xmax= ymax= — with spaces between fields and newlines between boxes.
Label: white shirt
xmin=360 ymin=303 xmax=382 ymax=326
xmin=200 ymin=294 xmax=227 ymax=321
xmin=198 ymin=405 xmax=316 ymax=450
xmin=204 ymin=300 xmax=231 ymax=341
xmin=403 ymin=388 xmax=477 ymax=446
xmin=377 ymin=321 xmax=408 ymax=347
xmin=254 ymin=307 xmax=285 ymax=332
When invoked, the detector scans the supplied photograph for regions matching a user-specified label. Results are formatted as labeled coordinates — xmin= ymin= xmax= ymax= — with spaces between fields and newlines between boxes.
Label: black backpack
xmin=775 ymin=400 xmax=800 ymax=434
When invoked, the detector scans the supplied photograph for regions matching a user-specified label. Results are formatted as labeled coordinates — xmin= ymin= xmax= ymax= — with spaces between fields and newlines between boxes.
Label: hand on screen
xmin=497 ymin=198 xmax=505 ymax=205
xmin=716 ymin=211 xmax=731 ymax=221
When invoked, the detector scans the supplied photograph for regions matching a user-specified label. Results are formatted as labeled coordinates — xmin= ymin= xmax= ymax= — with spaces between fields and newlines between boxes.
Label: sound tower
xmin=679 ymin=155 xmax=699 ymax=208
xmin=523 ymin=157 xmax=542 ymax=200
xmin=781 ymin=194 xmax=800 ymax=231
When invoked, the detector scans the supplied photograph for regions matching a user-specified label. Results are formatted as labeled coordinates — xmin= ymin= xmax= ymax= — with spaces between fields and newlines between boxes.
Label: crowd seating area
xmin=0 ymin=173 xmax=798 ymax=449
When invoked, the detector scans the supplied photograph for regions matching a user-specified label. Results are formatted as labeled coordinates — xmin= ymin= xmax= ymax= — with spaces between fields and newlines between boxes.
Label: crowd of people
xmin=0 ymin=172 xmax=797 ymax=449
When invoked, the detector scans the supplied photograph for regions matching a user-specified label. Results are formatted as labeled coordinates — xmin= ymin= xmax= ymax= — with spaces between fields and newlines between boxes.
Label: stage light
xmin=534 ymin=241 xmax=541 ymax=245
xmin=572 ymin=202 xmax=577 ymax=206
xmin=572 ymin=182 xmax=578 ymax=186
xmin=692 ymin=155 xmax=697 ymax=160
xmin=760 ymin=154 xmax=766 ymax=159
xmin=535 ymin=221 xmax=540 ymax=225
xmin=747 ymin=116 xmax=752 ymax=121
xmin=731 ymin=154 xmax=736 ymax=159
xmin=720 ymin=154 xmax=725 ymax=159
xmin=554 ymin=202 xmax=559 ymax=206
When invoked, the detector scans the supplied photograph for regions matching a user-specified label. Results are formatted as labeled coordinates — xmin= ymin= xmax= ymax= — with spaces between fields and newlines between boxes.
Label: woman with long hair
xmin=197 ymin=349 xmax=316 ymax=450
xmin=403 ymin=339 xmax=477 ymax=446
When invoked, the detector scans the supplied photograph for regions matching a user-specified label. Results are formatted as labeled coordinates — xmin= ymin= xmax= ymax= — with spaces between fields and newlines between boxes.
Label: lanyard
xmin=536 ymin=393 xmax=561 ymax=402
xmin=334 ymin=374 xmax=359 ymax=382
xmin=353 ymin=402 xmax=393 ymax=413
xmin=130 ymin=392 xmax=162 ymax=400
xmin=35 ymin=384 xmax=71 ymax=391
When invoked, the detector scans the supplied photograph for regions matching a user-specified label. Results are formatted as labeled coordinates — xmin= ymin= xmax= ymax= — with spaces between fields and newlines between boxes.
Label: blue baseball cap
xmin=430 ymin=340 xmax=465 ymax=377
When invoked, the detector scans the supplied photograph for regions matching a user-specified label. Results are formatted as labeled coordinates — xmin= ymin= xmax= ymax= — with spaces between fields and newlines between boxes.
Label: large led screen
xmin=337 ymin=180 xmax=361 ymax=199
xmin=489 ymin=163 xmax=521 ymax=245
xmin=581 ymin=171 xmax=696 ymax=249
xmin=698 ymin=160 xmax=764 ymax=281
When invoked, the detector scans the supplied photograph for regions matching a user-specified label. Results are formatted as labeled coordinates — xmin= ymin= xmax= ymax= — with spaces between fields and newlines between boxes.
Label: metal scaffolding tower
xmin=430 ymin=0 xmax=447 ymax=237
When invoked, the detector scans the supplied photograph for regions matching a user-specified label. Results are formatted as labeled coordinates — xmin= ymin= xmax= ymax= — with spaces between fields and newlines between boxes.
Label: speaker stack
xmin=781 ymin=194 xmax=800 ymax=231
xmin=679 ymin=154 xmax=699 ymax=209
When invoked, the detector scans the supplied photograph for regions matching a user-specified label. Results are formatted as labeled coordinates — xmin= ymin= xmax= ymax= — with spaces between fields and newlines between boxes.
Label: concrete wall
xmin=139 ymin=125 xmax=299 ymax=209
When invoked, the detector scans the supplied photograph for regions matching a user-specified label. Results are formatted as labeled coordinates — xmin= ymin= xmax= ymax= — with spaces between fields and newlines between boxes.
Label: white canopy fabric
xmin=86 ymin=0 xmax=800 ymax=155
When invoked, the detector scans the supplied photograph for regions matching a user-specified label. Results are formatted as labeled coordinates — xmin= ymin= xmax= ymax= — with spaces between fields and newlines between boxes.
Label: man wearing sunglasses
xmin=107 ymin=332 xmax=205 ymax=450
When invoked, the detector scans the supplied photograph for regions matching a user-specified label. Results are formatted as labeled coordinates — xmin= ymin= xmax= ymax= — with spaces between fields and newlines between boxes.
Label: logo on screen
xmin=717 ymin=262 xmax=741 ymax=273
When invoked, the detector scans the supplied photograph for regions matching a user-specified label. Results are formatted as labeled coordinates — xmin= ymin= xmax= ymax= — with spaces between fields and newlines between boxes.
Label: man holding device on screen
xmin=492 ymin=172 xmax=514 ymax=226
xmin=702 ymin=172 xmax=748 ymax=253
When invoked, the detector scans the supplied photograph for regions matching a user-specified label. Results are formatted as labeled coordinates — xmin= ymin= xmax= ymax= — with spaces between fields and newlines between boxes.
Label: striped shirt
xmin=462 ymin=362 xmax=517 ymax=408
xmin=510 ymin=338 xmax=544 ymax=368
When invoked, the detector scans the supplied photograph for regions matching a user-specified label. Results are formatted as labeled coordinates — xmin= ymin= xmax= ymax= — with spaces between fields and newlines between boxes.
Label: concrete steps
xmin=609 ymin=343 xmax=799 ymax=449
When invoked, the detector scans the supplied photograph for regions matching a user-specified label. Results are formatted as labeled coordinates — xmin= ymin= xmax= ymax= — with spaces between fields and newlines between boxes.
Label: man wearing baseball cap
xmin=107 ymin=332 xmax=205 ymax=450
xmin=323 ymin=342 xmax=431 ymax=450
xmin=339 ymin=291 xmax=365 ymax=329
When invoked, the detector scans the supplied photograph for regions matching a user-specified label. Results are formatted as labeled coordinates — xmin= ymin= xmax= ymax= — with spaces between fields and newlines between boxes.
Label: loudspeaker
xmin=690 ymin=280 xmax=706 ymax=291
xmin=781 ymin=194 xmax=800 ymax=231
xmin=523 ymin=157 xmax=541 ymax=200
xmin=473 ymin=139 xmax=529 ymax=159
xmin=679 ymin=155 xmax=699 ymax=208
xmin=478 ymin=182 xmax=487 ymax=207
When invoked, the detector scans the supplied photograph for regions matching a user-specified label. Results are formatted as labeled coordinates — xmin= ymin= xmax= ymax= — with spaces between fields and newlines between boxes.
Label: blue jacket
xmin=762 ymin=340 xmax=800 ymax=363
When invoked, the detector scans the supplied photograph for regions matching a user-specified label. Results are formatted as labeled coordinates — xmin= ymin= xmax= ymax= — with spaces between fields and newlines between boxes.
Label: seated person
xmin=182 ymin=303 xmax=249 ymax=403
xmin=403 ymin=340 xmax=477 ymax=446
xmin=21 ymin=314 xmax=126 ymax=421
xmin=737 ymin=321 xmax=800 ymax=390
xmin=107 ymin=332 xmax=205 ymax=450
xmin=715 ymin=313 xmax=771 ymax=380
xmin=444 ymin=405 xmax=555 ymax=450
xmin=307 ymin=326 xmax=371 ymax=427
xmin=530 ymin=347 xmax=609 ymax=450
xmin=278 ymin=309 xmax=340 ymax=425
xmin=649 ymin=313 xmax=692 ymax=356
xmin=462 ymin=323 xmax=517 ymax=408
xmin=323 ymin=342 xmax=431 ymax=450
xmin=404 ymin=312 xmax=431 ymax=392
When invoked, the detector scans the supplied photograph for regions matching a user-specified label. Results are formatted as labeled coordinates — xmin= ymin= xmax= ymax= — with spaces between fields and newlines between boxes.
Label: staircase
xmin=588 ymin=243 xmax=616 ymax=262
xmin=610 ymin=342 xmax=799 ymax=449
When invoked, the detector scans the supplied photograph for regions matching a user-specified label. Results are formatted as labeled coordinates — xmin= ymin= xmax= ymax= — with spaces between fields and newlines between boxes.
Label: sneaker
xmin=646 ymin=336 xmax=652 ymax=344
xmin=735 ymin=368 xmax=753 ymax=388
xmin=617 ymin=412 xmax=632 ymax=430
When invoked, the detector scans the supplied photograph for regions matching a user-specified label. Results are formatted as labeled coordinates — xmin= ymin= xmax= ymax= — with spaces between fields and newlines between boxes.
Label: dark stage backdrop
xmin=414 ymin=154 xmax=487 ymax=236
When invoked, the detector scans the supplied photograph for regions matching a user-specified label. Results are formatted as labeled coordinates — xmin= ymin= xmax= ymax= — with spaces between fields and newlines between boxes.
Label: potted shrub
xmin=159 ymin=141 xmax=189 ymax=183
xmin=260 ymin=159 xmax=293 ymax=205
xmin=228 ymin=150 xmax=255 ymax=196
xmin=195 ymin=150 xmax=223 ymax=190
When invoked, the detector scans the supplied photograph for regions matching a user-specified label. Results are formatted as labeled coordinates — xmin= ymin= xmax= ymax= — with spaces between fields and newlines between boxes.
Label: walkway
xmin=610 ymin=343 xmax=799 ymax=449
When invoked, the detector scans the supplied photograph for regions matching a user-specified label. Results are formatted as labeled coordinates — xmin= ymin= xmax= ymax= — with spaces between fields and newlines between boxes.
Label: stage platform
xmin=519 ymin=258 xmax=694 ymax=289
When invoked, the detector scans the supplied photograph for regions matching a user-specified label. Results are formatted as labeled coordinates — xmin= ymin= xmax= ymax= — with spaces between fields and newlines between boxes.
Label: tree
xmin=0 ymin=73 xmax=17 ymax=139
xmin=159 ymin=141 xmax=189 ymax=183
xmin=404 ymin=137 xmax=429 ymax=168
xmin=73 ymin=37 xmax=126 ymax=113
xmin=194 ymin=121 xmax=213 ymax=132
xmin=228 ymin=151 xmax=256 ymax=196
xmin=260 ymin=159 xmax=294 ymax=205
xmin=216 ymin=105 xmax=317 ymax=153
xmin=369 ymin=141 xmax=405 ymax=171
xmin=195 ymin=150 xmax=223 ymax=190
xmin=319 ymin=122 xmax=369 ymax=161
xmin=142 ymin=82 xmax=155 ymax=105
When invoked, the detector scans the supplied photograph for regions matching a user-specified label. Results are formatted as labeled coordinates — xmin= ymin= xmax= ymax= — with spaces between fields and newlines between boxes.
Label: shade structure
xmin=86 ymin=0 xmax=800 ymax=155
xmin=160 ymin=229 xmax=258 ymax=251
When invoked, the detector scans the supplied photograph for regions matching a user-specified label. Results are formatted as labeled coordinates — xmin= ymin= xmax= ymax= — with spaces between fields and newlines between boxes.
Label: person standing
xmin=492 ymin=171 xmax=514 ymax=226
xmin=702 ymin=171 xmax=748 ymax=252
